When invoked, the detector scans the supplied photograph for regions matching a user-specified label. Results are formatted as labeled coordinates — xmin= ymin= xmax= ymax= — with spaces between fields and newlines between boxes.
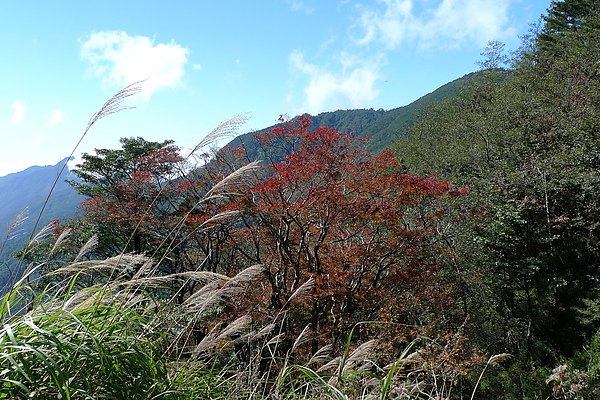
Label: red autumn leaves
xmin=81 ymin=115 xmax=466 ymax=350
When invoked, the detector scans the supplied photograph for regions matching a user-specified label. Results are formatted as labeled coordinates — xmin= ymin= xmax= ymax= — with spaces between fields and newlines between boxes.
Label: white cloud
xmin=319 ymin=35 xmax=337 ymax=52
xmin=289 ymin=50 xmax=379 ymax=114
xmin=81 ymin=31 xmax=189 ymax=98
xmin=356 ymin=0 xmax=416 ymax=47
xmin=48 ymin=108 xmax=64 ymax=127
xmin=10 ymin=100 xmax=27 ymax=125
xmin=286 ymin=0 xmax=315 ymax=14
xmin=355 ymin=0 xmax=515 ymax=49
xmin=193 ymin=63 xmax=203 ymax=71
xmin=33 ymin=134 xmax=48 ymax=146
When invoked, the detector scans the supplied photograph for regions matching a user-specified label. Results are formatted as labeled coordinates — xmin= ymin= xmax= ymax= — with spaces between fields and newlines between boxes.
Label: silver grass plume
xmin=6 ymin=208 xmax=28 ymax=241
xmin=73 ymin=234 xmax=99 ymax=262
xmin=131 ymin=257 xmax=157 ymax=279
xmin=343 ymin=339 xmax=378 ymax=372
xmin=190 ymin=114 xmax=249 ymax=155
xmin=204 ymin=160 xmax=261 ymax=198
xmin=50 ymin=253 xmax=148 ymax=277
xmin=60 ymin=286 xmax=150 ymax=313
xmin=224 ymin=264 xmax=264 ymax=288
xmin=59 ymin=286 xmax=106 ymax=311
xmin=198 ymin=210 xmax=243 ymax=227
xmin=184 ymin=283 xmax=243 ymax=315
xmin=291 ymin=324 xmax=312 ymax=353
xmin=30 ymin=221 xmax=58 ymax=245
xmin=266 ymin=332 xmax=286 ymax=346
xmin=488 ymin=353 xmax=512 ymax=365
xmin=251 ymin=323 xmax=276 ymax=341
xmin=308 ymin=344 xmax=334 ymax=367
xmin=85 ymin=81 xmax=144 ymax=132
xmin=400 ymin=351 xmax=425 ymax=368
xmin=192 ymin=334 xmax=218 ymax=356
xmin=50 ymin=228 xmax=72 ymax=255
xmin=184 ymin=280 xmax=222 ymax=304
xmin=123 ymin=271 xmax=226 ymax=289
xmin=286 ymin=277 xmax=315 ymax=304
xmin=216 ymin=315 xmax=252 ymax=343
xmin=318 ymin=356 xmax=342 ymax=372
xmin=184 ymin=264 xmax=266 ymax=314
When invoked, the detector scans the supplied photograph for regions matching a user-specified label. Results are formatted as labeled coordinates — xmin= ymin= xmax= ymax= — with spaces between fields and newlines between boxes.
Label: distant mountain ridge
xmin=0 ymin=158 xmax=83 ymax=275
xmin=223 ymin=71 xmax=481 ymax=159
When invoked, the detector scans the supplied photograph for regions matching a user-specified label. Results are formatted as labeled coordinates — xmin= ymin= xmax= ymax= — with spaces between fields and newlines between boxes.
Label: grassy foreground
xmin=0 ymin=246 xmax=442 ymax=399
xmin=0 ymin=84 xmax=423 ymax=399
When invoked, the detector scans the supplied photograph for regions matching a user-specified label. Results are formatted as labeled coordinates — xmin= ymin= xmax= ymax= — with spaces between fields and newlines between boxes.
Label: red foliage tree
xmin=230 ymin=116 xmax=467 ymax=352
xmin=75 ymin=121 xmax=472 ymax=364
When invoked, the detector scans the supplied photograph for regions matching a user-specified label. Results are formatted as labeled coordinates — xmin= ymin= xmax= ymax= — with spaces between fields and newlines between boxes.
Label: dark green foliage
xmin=394 ymin=0 xmax=600 ymax=395
xmin=69 ymin=137 xmax=178 ymax=198
xmin=539 ymin=0 xmax=600 ymax=51
xmin=67 ymin=137 xmax=183 ymax=257
xmin=476 ymin=358 xmax=552 ymax=400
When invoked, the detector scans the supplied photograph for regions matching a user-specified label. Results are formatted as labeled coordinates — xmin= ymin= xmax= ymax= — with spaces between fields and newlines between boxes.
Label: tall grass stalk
xmin=0 ymin=83 xmax=459 ymax=399
xmin=470 ymin=353 xmax=512 ymax=400
xmin=0 ymin=84 xmax=260 ymax=398
xmin=18 ymin=82 xmax=144 ymax=286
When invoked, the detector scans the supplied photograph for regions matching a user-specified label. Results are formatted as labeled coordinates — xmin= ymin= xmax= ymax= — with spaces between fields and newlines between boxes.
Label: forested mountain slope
xmin=0 ymin=158 xmax=83 ymax=283
xmin=222 ymin=71 xmax=482 ymax=159
xmin=393 ymin=1 xmax=600 ymax=396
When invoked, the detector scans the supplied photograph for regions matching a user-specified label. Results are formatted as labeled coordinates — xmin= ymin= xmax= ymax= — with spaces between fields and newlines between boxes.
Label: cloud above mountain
xmin=354 ymin=0 xmax=515 ymax=49
xmin=287 ymin=0 xmax=516 ymax=114
xmin=81 ymin=31 xmax=189 ymax=99
xmin=10 ymin=100 xmax=27 ymax=126
xmin=289 ymin=50 xmax=379 ymax=114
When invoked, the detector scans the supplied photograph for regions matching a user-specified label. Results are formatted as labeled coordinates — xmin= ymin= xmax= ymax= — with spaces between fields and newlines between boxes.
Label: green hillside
xmin=223 ymin=71 xmax=482 ymax=159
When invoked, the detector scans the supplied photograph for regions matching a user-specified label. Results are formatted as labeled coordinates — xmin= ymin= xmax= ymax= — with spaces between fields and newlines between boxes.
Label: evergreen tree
xmin=394 ymin=0 xmax=600 ymax=396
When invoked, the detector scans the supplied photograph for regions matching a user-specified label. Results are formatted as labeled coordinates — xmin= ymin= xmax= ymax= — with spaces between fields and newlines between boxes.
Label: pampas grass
xmin=0 ymin=84 xmax=259 ymax=399
xmin=0 ymin=83 xmax=472 ymax=400
xmin=23 ymin=81 xmax=144 ymax=263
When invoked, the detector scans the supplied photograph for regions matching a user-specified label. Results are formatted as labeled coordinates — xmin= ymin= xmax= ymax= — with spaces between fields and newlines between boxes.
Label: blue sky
xmin=1 ymin=0 xmax=549 ymax=177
